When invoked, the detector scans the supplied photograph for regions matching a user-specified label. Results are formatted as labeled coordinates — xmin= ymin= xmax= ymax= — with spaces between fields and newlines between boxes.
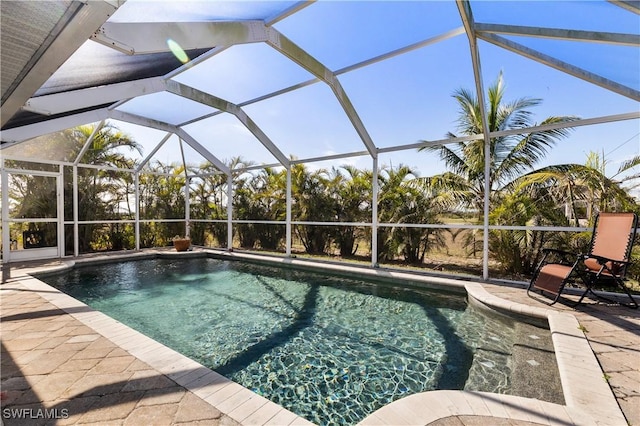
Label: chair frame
xmin=527 ymin=212 xmax=639 ymax=309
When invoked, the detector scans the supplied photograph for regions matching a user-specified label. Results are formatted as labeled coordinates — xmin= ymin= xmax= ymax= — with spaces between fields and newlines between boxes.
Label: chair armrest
xmin=537 ymin=248 xmax=581 ymax=268
xmin=587 ymin=254 xmax=631 ymax=266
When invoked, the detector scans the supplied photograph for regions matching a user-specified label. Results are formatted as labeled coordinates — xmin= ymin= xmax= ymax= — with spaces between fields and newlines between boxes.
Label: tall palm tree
xmin=501 ymin=152 xmax=639 ymax=275
xmin=418 ymin=72 xmax=578 ymax=218
xmin=138 ymin=161 xmax=186 ymax=246
xmin=36 ymin=124 xmax=140 ymax=252
xmin=516 ymin=151 xmax=639 ymax=225
xmin=416 ymin=73 xmax=578 ymax=274
xmin=329 ymin=165 xmax=372 ymax=257
xmin=376 ymin=165 xmax=446 ymax=263
xmin=296 ymin=164 xmax=336 ymax=254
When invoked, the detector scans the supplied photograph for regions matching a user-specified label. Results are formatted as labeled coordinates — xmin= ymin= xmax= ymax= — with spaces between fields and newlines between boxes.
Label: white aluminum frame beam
xmin=265 ymin=27 xmax=378 ymax=158
xmin=165 ymin=81 xmax=290 ymax=167
xmin=175 ymin=129 xmax=230 ymax=176
xmin=108 ymin=109 xmax=177 ymax=133
xmin=24 ymin=77 xmax=166 ymax=116
xmin=108 ymin=110 xmax=230 ymax=175
xmin=371 ymin=157 xmax=379 ymax=267
xmin=1 ymin=109 xmax=109 ymax=144
xmin=377 ymin=111 xmax=640 ymax=154
xmin=609 ymin=0 xmax=640 ymax=14
xmin=73 ymin=165 xmax=79 ymax=256
xmin=265 ymin=1 xmax=314 ymax=26
xmin=457 ymin=0 xmax=492 ymax=281
xmin=92 ymin=21 xmax=269 ymax=55
xmin=291 ymin=150 xmax=369 ymax=165
xmin=227 ymin=175 xmax=233 ymax=250
xmin=286 ymin=167 xmax=292 ymax=256
xmin=1 ymin=1 xmax=121 ymax=127
xmin=74 ymin=120 xmax=106 ymax=165
xmin=136 ymin=132 xmax=173 ymax=172
xmin=475 ymin=23 xmax=640 ymax=46
xmin=134 ymin=171 xmax=140 ymax=250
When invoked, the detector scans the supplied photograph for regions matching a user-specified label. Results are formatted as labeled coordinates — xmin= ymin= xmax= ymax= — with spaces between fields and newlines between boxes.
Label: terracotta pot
xmin=173 ymin=238 xmax=190 ymax=252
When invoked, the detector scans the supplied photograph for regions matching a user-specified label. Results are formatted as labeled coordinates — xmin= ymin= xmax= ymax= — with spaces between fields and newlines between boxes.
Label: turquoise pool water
xmin=43 ymin=257 xmax=517 ymax=425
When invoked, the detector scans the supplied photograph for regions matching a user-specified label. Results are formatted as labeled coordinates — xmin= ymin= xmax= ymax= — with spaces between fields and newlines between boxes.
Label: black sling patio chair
xmin=527 ymin=212 xmax=638 ymax=308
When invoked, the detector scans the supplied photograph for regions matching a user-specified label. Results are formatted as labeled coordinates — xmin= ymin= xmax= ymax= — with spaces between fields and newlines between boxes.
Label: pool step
xmin=462 ymin=321 xmax=563 ymax=405
xmin=463 ymin=330 xmax=512 ymax=394
xmin=508 ymin=322 xmax=564 ymax=404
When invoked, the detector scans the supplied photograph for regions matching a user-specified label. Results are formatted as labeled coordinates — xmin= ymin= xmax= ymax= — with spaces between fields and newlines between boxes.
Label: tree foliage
xmin=6 ymin=74 xmax=638 ymax=279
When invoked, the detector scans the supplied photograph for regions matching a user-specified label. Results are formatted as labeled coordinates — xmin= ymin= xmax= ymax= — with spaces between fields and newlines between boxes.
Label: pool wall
xmin=4 ymin=249 xmax=627 ymax=425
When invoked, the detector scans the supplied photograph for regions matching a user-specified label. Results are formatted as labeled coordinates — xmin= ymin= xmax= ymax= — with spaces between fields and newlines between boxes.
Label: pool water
xmin=44 ymin=257 xmax=518 ymax=425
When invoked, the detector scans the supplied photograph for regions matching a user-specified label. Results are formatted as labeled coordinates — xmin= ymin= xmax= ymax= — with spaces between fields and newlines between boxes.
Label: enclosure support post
xmin=482 ymin=141 xmax=490 ymax=281
xmin=57 ymin=165 xmax=64 ymax=258
xmin=227 ymin=174 xmax=233 ymax=250
xmin=1 ymin=159 xmax=9 ymax=264
xmin=457 ymin=0 xmax=491 ymax=280
xmin=371 ymin=156 xmax=379 ymax=268
xmin=184 ymin=178 xmax=190 ymax=238
xmin=286 ymin=167 xmax=292 ymax=257
xmin=134 ymin=172 xmax=140 ymax=251
xmin=73 ymin=166 xmax=79 ymax=257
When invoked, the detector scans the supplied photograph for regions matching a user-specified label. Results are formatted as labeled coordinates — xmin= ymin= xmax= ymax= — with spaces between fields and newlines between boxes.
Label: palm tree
xmin=418 ymin=72 xmax=578 ymax=219
xmin=290 ymin=164 xmax=336 ymax=255
xmin=376 ymin=165 xmax=446 ymax=263
xmin=189 ymin=157 xmax=254 ymax=248
xmin=516 ymin=151 xmax=639 ymax=226
xmin=503 ymin=152 xmax=639 ymax=275
xmin=138 ymin=161 xmax=186 ymax=246
xmin=329 ymin=165 xmax=373 ymax=257
xmin=416 ymin=73 xmax=578 ymax=274
xmin=251 ymin=166 xmax=287 ymax=250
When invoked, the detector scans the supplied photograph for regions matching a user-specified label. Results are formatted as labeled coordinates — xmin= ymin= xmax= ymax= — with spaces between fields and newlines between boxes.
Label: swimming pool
xmin=42 ymin=257 xmax=539 ymax=425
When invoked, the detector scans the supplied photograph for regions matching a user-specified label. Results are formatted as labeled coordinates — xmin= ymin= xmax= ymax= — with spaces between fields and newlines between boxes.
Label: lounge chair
xmin=527 ymin=212 xmax=638 ymax=308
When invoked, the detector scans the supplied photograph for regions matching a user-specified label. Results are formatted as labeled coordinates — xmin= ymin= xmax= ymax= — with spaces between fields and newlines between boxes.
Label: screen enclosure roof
xmin=1 ymin=0 xmax=639 ymax=173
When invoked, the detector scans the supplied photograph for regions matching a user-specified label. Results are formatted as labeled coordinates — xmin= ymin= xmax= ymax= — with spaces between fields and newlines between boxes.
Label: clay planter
xmin=173 ymin=238 xmax=191 ymax=252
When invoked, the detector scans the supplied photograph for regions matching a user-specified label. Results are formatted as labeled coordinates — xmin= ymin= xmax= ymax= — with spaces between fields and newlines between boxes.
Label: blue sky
xmin=111 ymin=1 xmax=639 ymax=183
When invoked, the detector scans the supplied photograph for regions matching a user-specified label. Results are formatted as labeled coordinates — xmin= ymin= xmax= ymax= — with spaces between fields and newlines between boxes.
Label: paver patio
xmin=1 ymin=286 xmax=241 ymax=426
xmin=1 ymin=252 xmax=638 ymax=425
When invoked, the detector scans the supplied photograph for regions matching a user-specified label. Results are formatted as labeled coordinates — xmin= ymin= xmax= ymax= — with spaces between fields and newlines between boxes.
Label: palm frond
xmin=615 ymin=155 xmax=640 ymax=178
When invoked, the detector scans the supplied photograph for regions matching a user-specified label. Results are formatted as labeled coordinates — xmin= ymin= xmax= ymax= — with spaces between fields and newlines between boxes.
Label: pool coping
xmin=2 ymin=249 xmax=627 ymax=426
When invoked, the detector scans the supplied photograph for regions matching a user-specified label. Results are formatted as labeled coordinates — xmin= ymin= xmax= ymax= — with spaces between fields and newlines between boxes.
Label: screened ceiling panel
xmin=0 ymin=131 xmax=76 ymax=163
xmin=471 ymin=1 xmax=639 ymax=34
xmin=501 ymin=37 xmax=640 ymax=91
xmin=478 ymin=41 xmax=640 ymax=119
xmin=183 ymin=113 xmax=282 ymax=166
xmin=115 ymin=92 xmax=221 ymax=126
xmin=179 ymin=136 xmax=214 ymax=167
xmin=477 ymin=40 xmax=640 ymax=174
xmin=243 ymin=82 xmax=367 ymax=160
xmin=112 ymin=120 xmax=171 ymax=163
xmin=173 ymin=43 xmax=317 ymax=105
xmin=1 ymin=0 xmax=638 ymax=177
xmin=274 ymin=1 xmax=463 ymax=71
xmin=340 ymin=35 xmax=476 ymax=149
xmin=134 ymin=133 xmax=195 ymax=170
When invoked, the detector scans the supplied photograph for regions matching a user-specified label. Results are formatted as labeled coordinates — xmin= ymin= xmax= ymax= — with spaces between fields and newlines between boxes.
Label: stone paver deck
xmin=1 ymin=284 xmax=241 ymax=426
xmin=1 ymin=250 xmax=638 ymax=425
